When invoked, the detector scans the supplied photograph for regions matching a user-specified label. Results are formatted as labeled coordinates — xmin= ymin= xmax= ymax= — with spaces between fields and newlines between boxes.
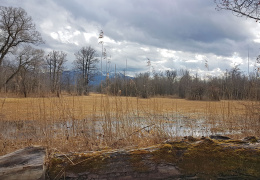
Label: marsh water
xmin=1 ymin=113 xmax=259 ymax=179
xmin=0 ymin=112 xmax=256 ymax=142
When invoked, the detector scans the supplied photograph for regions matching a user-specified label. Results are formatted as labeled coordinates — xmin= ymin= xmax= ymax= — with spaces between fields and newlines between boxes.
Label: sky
xmin=2 ymin=0 xmax=260 ymax=77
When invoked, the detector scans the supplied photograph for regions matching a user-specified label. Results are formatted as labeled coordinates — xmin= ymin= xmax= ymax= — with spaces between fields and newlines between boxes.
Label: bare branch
xmin=0 ymin=6 xmax=44 ymax=66
xmin=215 ymin=0 xmax=260 ymax=21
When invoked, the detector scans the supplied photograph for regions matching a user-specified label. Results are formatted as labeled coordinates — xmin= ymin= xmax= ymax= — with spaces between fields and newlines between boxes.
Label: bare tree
xmin=46 ymin=50 xmax=67 ymax=96
xmin=178 ymin=70 xmax=192 ymax=99
xmin=165 ymin=70 xmax=177 ymax=95
xmin=0 ymin=6 xmax=43 ymax=66
xmin=215 ymin=0 xmax=260 ymax=21
xmin=61 ymin=71 xmax=74 ymax=94
xmin=4 ymin=46 xmax=44 ymax=87
xmin=74 ymin=46 xmax=98 ymax=95
xmin=17 ymin=55 xmax=45 ymax=97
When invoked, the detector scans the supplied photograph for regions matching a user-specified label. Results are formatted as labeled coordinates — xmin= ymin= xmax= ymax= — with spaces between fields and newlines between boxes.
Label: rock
xmin=0 ymin=146 xmax=46 ymax=180
xmin=209 ymin=135 xmax=230 ymax=140
xmin=243 ymin=136 xmax=258 ymax=143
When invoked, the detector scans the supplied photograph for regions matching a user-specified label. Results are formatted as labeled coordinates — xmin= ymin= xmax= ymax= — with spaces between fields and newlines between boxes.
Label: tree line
xmin=102 ymin=67 xmax=260 ymax=101
xmin=1 ymin=5 xmax=260 ymax=101
xmin=0 ymin=6 xmax=98 ymax=97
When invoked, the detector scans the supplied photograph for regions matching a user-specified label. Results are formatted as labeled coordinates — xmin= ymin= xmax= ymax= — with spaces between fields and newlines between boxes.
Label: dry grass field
xmin=0 ymin=93 xmax=259 ymax=155
xmin=0 ymin=93 xmax=249 ymax=120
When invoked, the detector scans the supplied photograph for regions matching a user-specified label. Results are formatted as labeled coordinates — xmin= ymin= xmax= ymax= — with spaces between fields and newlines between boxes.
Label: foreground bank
xmin=0 ymin=136 xmax=259 ymax=180
xmin=47 ymin=136 xmax=260 ymax=179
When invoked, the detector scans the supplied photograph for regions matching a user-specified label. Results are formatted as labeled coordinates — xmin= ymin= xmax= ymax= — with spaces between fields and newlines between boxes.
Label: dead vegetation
xmin=0 ymin=93 xmax=259 ymax=156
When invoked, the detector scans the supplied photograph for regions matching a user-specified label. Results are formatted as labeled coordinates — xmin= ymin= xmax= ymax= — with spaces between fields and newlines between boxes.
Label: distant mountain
xmin=90 ymin=71 xmax=133 ymax=85
xmin=62 ymin=70 xmax=132 ymax=86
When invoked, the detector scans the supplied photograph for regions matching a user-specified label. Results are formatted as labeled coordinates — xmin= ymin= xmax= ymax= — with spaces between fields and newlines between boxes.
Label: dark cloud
xmin=2 ymin=0 xmax=260 ymax=75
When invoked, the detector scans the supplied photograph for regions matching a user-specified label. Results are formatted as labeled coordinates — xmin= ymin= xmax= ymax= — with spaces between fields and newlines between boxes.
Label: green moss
xmin=47 ymin=140 xmax=260 ymax=179
xmin=169 ymin=141 xmax=190 ymax=150
xmin=151 ymin=142 xmax=189 ymax=164
xmin=249 ymin=138 xmax=258 ymax=143
xmin=149 ymin=140 xmax=260 ymax=178
xmin=221 ymin=139 xmax=247 ymax=144
xmin=129 ymin=154 xmax=149 ymax=172
xmin=178 ymin=140 xmax=260 ymax=178
xmin=129 ymin=149 xmax=150 ymax=172
xmin=161 ymin=144 xmax=172 ymax=150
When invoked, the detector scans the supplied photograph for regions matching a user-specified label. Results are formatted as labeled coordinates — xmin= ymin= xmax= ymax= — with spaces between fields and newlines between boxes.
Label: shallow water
xmin=0 ymin=112 xmax=255 ymax=142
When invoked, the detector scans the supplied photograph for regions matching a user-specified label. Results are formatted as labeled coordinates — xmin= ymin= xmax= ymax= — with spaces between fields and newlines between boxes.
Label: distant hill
xmin=62 ymin=70 xmax=132 ymax=86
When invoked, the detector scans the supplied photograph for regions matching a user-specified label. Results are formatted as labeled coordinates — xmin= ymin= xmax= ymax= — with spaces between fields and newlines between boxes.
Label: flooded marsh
xmin=0 ymin=94 xmax=259 ymax=155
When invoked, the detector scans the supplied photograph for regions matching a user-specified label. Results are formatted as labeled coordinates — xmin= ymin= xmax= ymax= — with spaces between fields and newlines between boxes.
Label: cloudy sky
xmin=2 ymin=0 xmax=260 ymax=77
